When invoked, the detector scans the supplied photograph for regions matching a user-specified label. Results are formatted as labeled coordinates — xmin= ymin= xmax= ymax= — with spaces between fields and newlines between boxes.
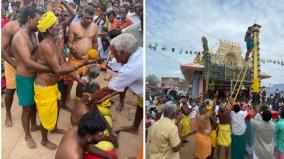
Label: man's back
xmin=149 ymin=117 xmax=180 ymax=159
xmin=252 ymin=113 xmax=275 ymax=159
xmin=197 ymin=114 xmax=211 ymax=135
xmin=230 ymin=111 xmax=247 ymax=135
xmin=71 ymin=99 xmax=89 ymax=126
xmin=55 ymin=127 xmax=83 ymax=159
xmin=2 ymin=20 xmax=20 ymax=54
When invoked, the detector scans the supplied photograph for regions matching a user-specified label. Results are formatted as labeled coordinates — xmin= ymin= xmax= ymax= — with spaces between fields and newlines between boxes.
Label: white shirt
xmin=107 ymin=57 xmax=122 ymax=72
xmin=127 ymin=14 xmax=141 ymax=26
xmin=230 ymin=111 xmax=248 ymax=135
xmin=189 ymin=105 xmax=199 ymax=118
xmin=108 ymin=47 xmax=143 ymax=96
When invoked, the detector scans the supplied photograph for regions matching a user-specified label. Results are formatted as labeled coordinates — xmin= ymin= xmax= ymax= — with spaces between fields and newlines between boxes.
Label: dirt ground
xmin=1 ymin=71 xmax=143 ymax=159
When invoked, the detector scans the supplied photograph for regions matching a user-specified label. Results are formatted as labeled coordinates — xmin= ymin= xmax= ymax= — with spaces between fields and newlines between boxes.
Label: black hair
xmin=84 ymin=83 xmax=100 ymax=94
xmin=280 ymin=110 xmax=284 ymax=119
xmin=77 ymin=112 xmax=107 ymax=137
xmin=233 ymin=104 xmax=240 ymax=113
xmin=101 ymin=38 xmax=110 ymax=46
xmin=19 ymin=6 xmax=37 ymax=25
xmin=83 ymin=5 xmax=95 ymax=16
xmin=120 ymin=4 xmax=129 ymax=12
xmin=107 ymin=10 xmax=116 ymax=17
xmin=261 ymin=109 xmax=272 ymax=122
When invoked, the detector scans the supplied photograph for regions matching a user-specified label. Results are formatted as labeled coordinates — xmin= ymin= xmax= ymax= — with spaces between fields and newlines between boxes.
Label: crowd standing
xmin=147 ymin=91 xmax=284 ymax=159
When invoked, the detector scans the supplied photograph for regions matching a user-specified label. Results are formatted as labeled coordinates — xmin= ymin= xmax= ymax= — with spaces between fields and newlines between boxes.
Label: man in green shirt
xmin=275 ymin=110 xmax=284 ymax=159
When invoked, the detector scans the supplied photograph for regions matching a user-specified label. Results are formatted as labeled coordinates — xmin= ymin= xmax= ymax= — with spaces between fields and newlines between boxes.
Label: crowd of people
xmin=1 ymin=0 xmax=143 ymax=158
xmin=146 ymin=91 xmax=284 ymax=159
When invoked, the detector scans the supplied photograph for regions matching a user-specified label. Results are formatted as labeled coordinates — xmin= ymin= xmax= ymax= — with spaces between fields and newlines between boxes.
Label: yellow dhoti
xmin=217 ymin=124 xmax=231 ymax=147
xmin=4 ymin=61 xmax=16 ymax=89
xmin=210 ymin=130 xmax=217 ymax=148
xmin=34 ymin=84 xmax=61 ymax=131
xmin=181 ymin=115 xmax=191 ymax=138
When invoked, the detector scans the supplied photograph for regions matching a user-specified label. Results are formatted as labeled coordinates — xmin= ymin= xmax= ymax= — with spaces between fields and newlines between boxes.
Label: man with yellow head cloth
xmin=34 ymin=11 xmax=96 ymax=150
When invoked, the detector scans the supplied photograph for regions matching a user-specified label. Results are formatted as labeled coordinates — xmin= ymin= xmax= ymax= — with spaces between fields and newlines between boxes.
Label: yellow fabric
xmin=207 ymin=104 xmax=213 ymax=110
xmin=4 ymin=61 xmax=16 ymax=89
xmin=195 ymin=132 xmax=211 ymax=158
xmin=98 ymin=99 xmax=112 ymax=107
xmin=210 ymin=130 xmax=217 ymax=147
xmin=76 ymin=96 xmax=81 ymax=101
xmin=95 ymin=115 xmax=114 ymax=151
xmin=149 ymin=118 xmax=180 ymax=159
xmin=137 ymin=95 xmax=143 ymax=108
xmin=98 ymin=106 xmax=111 ymax=116
xmin=97 ymin=99 xmax=112 ymax=117
xmin=95 ymin=141 xmax=114 ymax=151
xmin=34 ymin=84 xmax=61 ymax=131
xmin=103 ymin=116 xmax=112 ymax=136
xmin=82 ymin=49 xmax=99 ymax=60
xmin=37 ymin=11 xmax=57 ymax=33
xmin=217 ymin=124 xmax=231 ymax=147
xmin=103 ymin=17 xmax=109 ymax=28
xmin=181 ymin=115 xmax=191 ymax=137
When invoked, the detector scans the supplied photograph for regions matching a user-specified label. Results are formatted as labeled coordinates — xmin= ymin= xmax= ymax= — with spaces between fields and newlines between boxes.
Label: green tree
xmin=146 ymin=74 xmax=160 ymax=88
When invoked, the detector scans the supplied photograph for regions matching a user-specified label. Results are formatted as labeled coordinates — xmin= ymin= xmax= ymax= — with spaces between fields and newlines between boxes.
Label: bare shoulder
xmin=91 ymin=23 xmax=98 ymax=30
xmin=38 ymin=40 xmax=55 ymax=54
xmin=12 ymin=31 xmax=24 ymax=45
xmin=57 ymin=128 xmax=81 ymax=159
xmin=3 ymin=21 xmax=19 ymax=35
xmin=70 ymin=23 xmax=80 ymax=31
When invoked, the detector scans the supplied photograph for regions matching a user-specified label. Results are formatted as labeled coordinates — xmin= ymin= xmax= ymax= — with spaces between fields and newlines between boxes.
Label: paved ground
xmin=1 ymin=72 xmax=142 ymax=159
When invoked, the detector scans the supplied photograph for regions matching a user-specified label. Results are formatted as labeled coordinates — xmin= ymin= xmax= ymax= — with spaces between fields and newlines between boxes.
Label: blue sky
xmin=146 ymin=0 xmax=284 ymax=86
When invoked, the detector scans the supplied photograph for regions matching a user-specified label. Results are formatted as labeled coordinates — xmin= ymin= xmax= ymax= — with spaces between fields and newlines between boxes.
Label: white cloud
xmin=146 ymin=0 xmax=284 ymax=85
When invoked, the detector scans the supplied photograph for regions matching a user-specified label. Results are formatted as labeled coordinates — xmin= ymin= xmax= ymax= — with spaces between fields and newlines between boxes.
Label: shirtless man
xmin=216 ymin=97 xmax=233 ymax=159
xmin=11 ymin=6 xmax=45 ymax=149
xmin=195 ymin=93 xmax=217 ymax=159
xmin=68 ymin=5 xmax=98 ymax=99
xmin=1 ymin=11 xmax=21 ymax=127
xmin=56 ymin=112 xmax=114 ymax=159
xmin=70 ymin=88 xmax=119 ymax=159
xmin=34 ymin=11 xmax=95 ymax=150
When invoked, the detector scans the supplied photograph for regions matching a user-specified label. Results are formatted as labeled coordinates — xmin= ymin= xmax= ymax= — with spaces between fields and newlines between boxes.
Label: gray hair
xmin=88 ymin=64 xmax=101 ymax=75
xmin=163 ymin=103 xmax=177 ymax=118
xmin=110 ymin=33 xmax=138 ymax=55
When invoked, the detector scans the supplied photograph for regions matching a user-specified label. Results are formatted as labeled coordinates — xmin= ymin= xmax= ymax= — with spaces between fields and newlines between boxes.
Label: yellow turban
xmin=37 ymin=11 xmax=57 ymax=33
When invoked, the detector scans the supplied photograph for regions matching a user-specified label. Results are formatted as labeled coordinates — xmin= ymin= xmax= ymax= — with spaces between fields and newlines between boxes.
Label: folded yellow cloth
xmin=37 ymin=11 xmax=57 ymax=33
